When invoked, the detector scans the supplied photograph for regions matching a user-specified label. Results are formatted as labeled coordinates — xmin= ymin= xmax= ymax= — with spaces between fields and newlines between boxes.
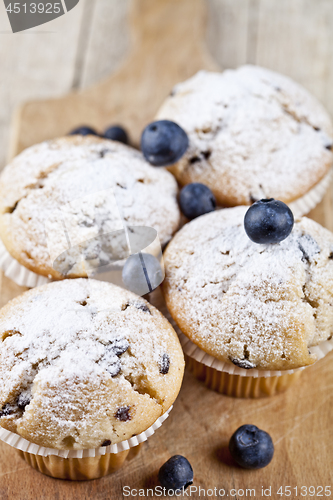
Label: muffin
xmin=0 ymin=135 xmax=180 ymax=285
xmin=156 ymin=65 xmax=333 ymax=213
xmin=0 ymin=279 xmax=185 ymax=479
xmin=162 ymin=206 xmax=333 ymax=397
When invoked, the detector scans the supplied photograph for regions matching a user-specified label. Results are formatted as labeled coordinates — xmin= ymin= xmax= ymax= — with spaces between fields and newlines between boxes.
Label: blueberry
xmin=103 ymin=125 xmax=128 ymax=144
xmin=69 ymin=126 xmax=98 ymax=136
xmin=122 ymin=253 xmax=164 ymax=296
xmin=158 ymin=455 xmax=193 ymax=492
xmin=179 ymin=183 xmax=216 ymax=220
xmin=229 ymin=425 xmax=274 ymax=469
xmin=244 ymin=199 xmax=294 ymax=244
xmin=141 ymin=120 xmax=189 ymax=166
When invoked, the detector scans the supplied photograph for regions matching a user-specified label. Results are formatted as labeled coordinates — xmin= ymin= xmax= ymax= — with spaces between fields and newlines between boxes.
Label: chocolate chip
xmin=0 ymin=404 xmax=15 ymax=417
xmin=229 ymin=357 xmax=256 ymax=369
xmin=101 ymin=439 xmax=111 ymax=446
xmin=135 ymin=303 xmax=151 ymax=315
xmin=79 ymin=219 xmax=95 ymax=227
xmin=99 ymin=149 xmax=111 ymax=158
xmin=190 ymin=152 xmax=211 ymax=164
xmin=298 ymin=234 xmax=320 ymax=262
xmin=159 ymin=353 xmax=170 ymax=374
xmin=314 ymin=126 xmax=321 ymax=131
xmin=112 ymin=338 xmax=129 ymax=356
xmin=325 ymin=144 xmax=332 ymax=151
xmin=17 ymin=393 xmax=31 ymax=410
xmin=101 ymin=338 xmax=129 ymax=376
xmin=202 ymin=151 xmax=211 ymax=160
xmin=115 ymin=406 xmax=131 ymax=422
xmin=106 ymin=359 xmax=121 ymax=377
xmin=329 ymin=252 xmax=333 ymax=260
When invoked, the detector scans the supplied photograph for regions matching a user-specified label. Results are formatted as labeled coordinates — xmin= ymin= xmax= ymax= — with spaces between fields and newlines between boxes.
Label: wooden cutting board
xmin=8 ymin=0 xmax=218 ymax=158
xmin=0 ymin=280 xmax=332 ymax=499
xmin=1 ymin=0 xmax=332 ymax=498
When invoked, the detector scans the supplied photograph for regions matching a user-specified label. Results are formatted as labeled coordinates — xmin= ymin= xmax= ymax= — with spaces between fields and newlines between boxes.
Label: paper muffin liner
xmin=0 ymin=407 xmax=172 ymax=480
xmin=0 ymin=227 xmax=164 ymax=290
xmin=0 ymin=167 xmax=330 ymax=289
xmin=0 ymin=239 xmax=51 ymax=288
xmin=17 ymin=445 xmax=143 ymax=480
xmin=289 ymin=168 xmax=332 ymax=217
xmin=0 ymin=406 xmax=172 ymax=458
xmin=179 ymin=330 xmax=333 ymax=397
xmin=185 ymin=355 xmax=303 ymax=398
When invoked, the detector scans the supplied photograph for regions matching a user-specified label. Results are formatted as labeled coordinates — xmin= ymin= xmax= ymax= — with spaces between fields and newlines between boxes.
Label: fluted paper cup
xmin=288 ymin=168 xmax=332 ymax=217
xmin=179 ymin=331 xmax=333 ymax=398
xmin=0 ymin=239 xmax=51 ymax=288
xmin=0 ymin=406 xmax=172 ymax=480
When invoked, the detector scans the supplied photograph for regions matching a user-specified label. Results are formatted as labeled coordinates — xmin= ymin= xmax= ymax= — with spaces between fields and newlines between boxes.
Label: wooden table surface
xmin=0 ymin=361 xmax=332 ymax=500
xmin=2 ymin=0 xmax=333 ymax=165
xmin=0 ymin=299 xmax=332 ymax=499
xmin=0 ymin=196 xmax=332 ymax=500
xmin=0 ymin=1 xmax=332 ymax=498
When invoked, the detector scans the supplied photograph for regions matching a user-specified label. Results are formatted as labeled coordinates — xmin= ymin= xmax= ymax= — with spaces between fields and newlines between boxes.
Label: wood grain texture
xmin=5 ymin=0 xmax=333 ymax=164
xmin=206 ymin=0 xmax=333 ymax=115
xmin=0 ymin=193 xmax=332 ymax=499
xmin=1 ymin=1 xmax=333 ymax=497
xmin=79 ymin=0 xmax=130 ymax=89
xmin=255 ymin=0 xmax=333 ymax=107
xmin=9 ymin=0 xmax=218 ymax=156
xmin=0 ymin=284 xmax=331 ymax=499
xmin=206 ymin=0 xmax=250 ymax=69
xmin=0 ymin=0 xmax=87 ymax=168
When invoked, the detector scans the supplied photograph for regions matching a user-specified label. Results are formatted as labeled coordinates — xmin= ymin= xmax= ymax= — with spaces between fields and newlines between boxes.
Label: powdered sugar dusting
xmin=163 ymin=207 xmax=333 ymax=370
xmin=157 ymin=65 xmax=333 ymax=206
xmin=0 ymin=279 xmax=184 ymax=449
xmin=0 ymin=136 xmax=180 ymax=279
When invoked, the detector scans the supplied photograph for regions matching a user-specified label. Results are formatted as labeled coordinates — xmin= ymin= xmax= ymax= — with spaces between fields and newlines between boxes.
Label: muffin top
xmin=0 ymin=136 xmax=180 ymax=279
xmin=163 ymin=207 xmax=333 ymax=370
xmin=157 ymin=65 xmax=333 ymax=207
xmin=0 ymin=279 xmax=184 ymax=449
